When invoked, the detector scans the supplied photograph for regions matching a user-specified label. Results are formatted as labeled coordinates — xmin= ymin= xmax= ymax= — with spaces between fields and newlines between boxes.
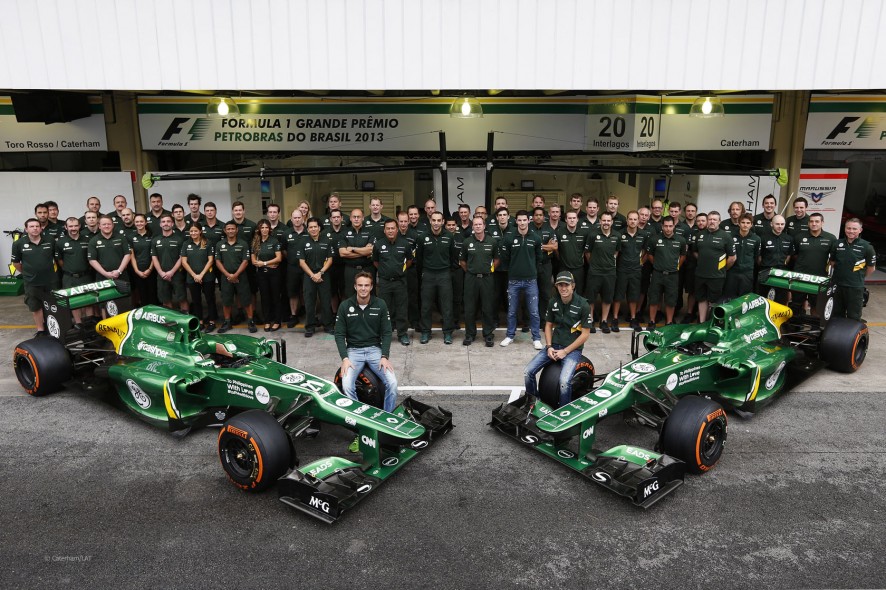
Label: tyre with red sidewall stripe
xmin=659 ymin=395 xmax=727 ymax=475
xmin=218 ymin=410 xmax=291 ymax=492
xmin=820 ymin=317 xmax=868 ymax=373
xmin=13 ymin=337 xmax=72 ymax=396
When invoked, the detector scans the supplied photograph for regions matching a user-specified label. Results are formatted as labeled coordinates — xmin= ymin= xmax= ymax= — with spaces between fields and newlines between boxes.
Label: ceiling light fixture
xmin=207 ymin=96 xmax=240 ymax=117
xmin=689 ymin=95 xmax=725 ymax=118
xmin=449 ymin=96 xmax=483 ymax=119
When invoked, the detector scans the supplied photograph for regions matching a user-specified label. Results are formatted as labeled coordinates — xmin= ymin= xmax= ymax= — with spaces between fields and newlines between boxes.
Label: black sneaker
xmin=611 ymin=319 xmax=620 ymax=333
xmin=247 ymin=319 xmax=257 ymax=333
xmin=286 ymin=315 xmax=298 ymax=328
xmin=600 ymin=320 xmax=610 ymax=334
xmin=589 ymin=322 xmax=597 ymax=334
xmin=304 ymin=330 xmax=314 ymax=338
xmin=399 ymin=333 xmax=411 ymax=346
xmin=217 ymin=320 xmax=233 ymax=334
xmin=630 ymin=318 xmax=641 ymax=332
xmin=204 ymin=321 xmax=216 ymax=333
xmin=485 ymin=336 xmax=494 ymax=347
xmin=462 ymin=337 xmax=473 ymax=346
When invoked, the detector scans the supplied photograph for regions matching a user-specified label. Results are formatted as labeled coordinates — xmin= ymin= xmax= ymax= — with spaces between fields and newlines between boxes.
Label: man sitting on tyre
xmin=335 ymin=271 xmax=399 ymax=452
xmin=523 ymin=271 xmax=592 ymax=408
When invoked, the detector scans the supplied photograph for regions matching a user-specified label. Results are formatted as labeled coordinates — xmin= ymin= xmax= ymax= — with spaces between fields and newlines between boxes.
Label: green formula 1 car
xmin=12 ymin=280 xmax=452 ymax=523
xmin=491 ymin=270 xmax=869 ymax=508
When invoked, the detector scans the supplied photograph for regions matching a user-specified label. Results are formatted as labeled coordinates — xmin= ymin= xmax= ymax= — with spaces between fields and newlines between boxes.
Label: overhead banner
xmin=657 ymin=95 xmax=773 ymax=151
xmin=0 ymin=97 xmax=107 ymax=152
xmin=804 ymin=94 xmax=886 ymax=150
xmin=584 ymin=95 xmax=660 ymax=152
xmin=138 ymin=97 xmax=589 ymax=153
xmin=435 ymin=168 xmax=486 ymax=215
xmin=798 ymin=169 xmax=848 ymax=236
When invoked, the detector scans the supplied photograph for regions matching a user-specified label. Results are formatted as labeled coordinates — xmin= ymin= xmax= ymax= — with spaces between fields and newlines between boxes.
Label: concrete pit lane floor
xmin=0 ymin=289 xmax=884 ymax=589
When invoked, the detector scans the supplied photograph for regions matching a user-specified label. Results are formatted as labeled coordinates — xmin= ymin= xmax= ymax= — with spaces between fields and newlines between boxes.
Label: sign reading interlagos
xmin=0 ymin=97 xmax=107 ymax=152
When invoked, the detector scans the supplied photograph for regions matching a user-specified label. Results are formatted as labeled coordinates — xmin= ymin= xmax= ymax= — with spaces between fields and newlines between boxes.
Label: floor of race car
xmin=1 ymin=290 xmax=885 ymax=589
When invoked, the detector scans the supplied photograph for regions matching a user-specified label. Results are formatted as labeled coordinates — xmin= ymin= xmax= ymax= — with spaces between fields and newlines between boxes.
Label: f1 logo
xmin=161 ymin=117 xmax=190 ymax=141
xmin=826 ymin=116 xmax=859 ymax=140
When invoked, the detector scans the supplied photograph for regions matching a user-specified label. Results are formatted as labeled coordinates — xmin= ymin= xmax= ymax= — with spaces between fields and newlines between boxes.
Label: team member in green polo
xmin=339 ymin=208 xmax=375 ymax=299
xmin=230 ymin=200 xmax=258 ymax=296
xmin=88 ymin=214 xmax=131 ymax=285
xmin=12 ymin=217 xmax=59 ymax=334
xmin=693 ymin=211 xmax=736 ymax=323
xmin=556 ymin=211 xmax=589 ymax=290
xmin=181 ymin=224 xmax=218 ymax=332
xmin=215 ymin=221 xmax=256 ymax=333
xmin=680 ymin=212 xmax=706 ymax=323
xmin=128 ymin=213 xmax=157 ymax=307
xmin=374 ymin=218 xmax=414 ymax=345
xmin=645 ymin=217 xmax=687 ymax=329
xmin=145 ymin=193 xmax=170 ymax=236
xmin=55 ymin=217 xmax=93 ymax=326
xmin=786 ymin=197 xmax=810 ymax=236
xmin=446 ymin=217 xmax=466 ymax=329
xmin=460 ymin=215 xmax=500 ymax=347
xmin=532 ymin=206 xmax=557 ymax=326
xmin=299 ymin=217 xmax=334 ymax=337
xmin=612 ymin=210 xmax=647 ymax=332
xmin=757 ymin=214 xmax=793 ymax=288
xmin=416 ymin=212 xmax=456 ymax=345
xmin=151 ymin=213 xmax=188 ymax=311
xmin=399 ymin=209 xmax=422 ymax=331
xmin=830 ymin=217 xmax=876 ymax=320
xmin=753 ymin=194 xmax=778 ymax=235
xmin=284 ymin=209 xmax=307 ymax=328
xmin=725 ymin=213 xmax=762 ymax=299
xmin=792 ymin=212 xmax=836 ymax=276
xmin=201 ymin=202 xmax=225 ymax=250
xmin=584 ymin=212 xmax=621 ymax=333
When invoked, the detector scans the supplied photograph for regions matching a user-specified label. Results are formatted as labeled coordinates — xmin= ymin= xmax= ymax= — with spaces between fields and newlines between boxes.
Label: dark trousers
xmin=420 ymin=270 xmax=454 ymax=334
xmin=451 ymin=266 xmax=465 ymax=326
xmin=256 ymin=267 xmax=283 ymax=324
xmin=132 ymin=270 xmax=158 ymax=307
xmin=378 ymin=276 xmax=409 ymax=334
xmin=464 ymin=273 xmax=495 ymax=339
xmin=302 ymin=274 xmax=333 ymax=330
xmin=406 ymin=265 xmax=420 ymax=329
xmin=188 ymin=279 xmax=218 ymax=322
xmin=537 ymin=262 xmax=553 ymax=323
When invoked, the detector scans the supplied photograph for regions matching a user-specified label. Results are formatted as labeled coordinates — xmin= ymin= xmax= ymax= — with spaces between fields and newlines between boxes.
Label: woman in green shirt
xmin=251 ymin=219 xmax=283 ymax=331
xmin=181 ymin=224 xmax=218 ymax=332
xmin=128 ymin=213 xmax=157 ymax=307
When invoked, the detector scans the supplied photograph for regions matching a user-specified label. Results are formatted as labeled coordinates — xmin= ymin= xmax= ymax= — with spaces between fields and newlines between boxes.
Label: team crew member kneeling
xmin=523 ymin=271 xmax=592 ymax=408
xmin=335 ymin=272 xmax=399 ymax=452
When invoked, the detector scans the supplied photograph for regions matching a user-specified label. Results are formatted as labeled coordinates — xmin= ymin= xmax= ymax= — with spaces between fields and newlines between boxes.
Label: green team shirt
xmin=202 ymin=221 xmax=225 ymax=249
xmin=730 ymin=232 xmax=762 ymax=274
xmin=694 ymin=229 xmax=736 ymax=279
xmin=753 ymin=213 xmax=774 ymax=235
xmin=416 ymin=230 xmax=454 ymax=272
xmin=531 ymin=223 xmax=557 ymax=267
xmin=339 ymin=225 xmax=375 ymax=266
xmin=785 ymin=215 xmax=809 ymax=236
xmin=831 ymin=236 xmax=876 ymax=288
xmin=54 ymin=234 xmax=90 ymax=275
xmin=617 ymin=228 xmax=649 ymax=272
xmin=128 ymin=232 xmax=154 ymax=271
xmin=673 ymin=220 xmax=692 ymax=241
xmin=254 ymin=236 xmax=282 ymax=262
xmin=373 ymin=234 xmax=413 ymax=279
xmin=460 ymin=234 xmax=500 ymax=274
xmin=151 ymin=232 xmax=185 ymax=271
xmin=181 ymin=239 xmax=214 ymax=283
xmin=41 ymin=223 xmax=64 ymax=241
xmin=645 ymin=233 xmax=687 ymax=273
xmin=88 ymin=233 xmax=129 ymax=273
xmin=610 ymin=212 xmax=627 ymax=233
xmin=215 ymin=239 xmax=250 ymax=274
xmin=499 ymin=230 xmax=542 ymax=280
xmin=363 ymin=215 xmax=391 ymax=241
xmin=556 ymin=226 xmax=590 ymax=270
xmin=145 ymin=210 xmax=171 ymax=235
xmin=759 ymin=230 xmax=793 ymax=268
xmin=585 ymin=230 xmax=620 ymax=275
xmin=11 ymin=235 xmax=56 ymax=285
xmin=719 ymin=218 xmax=741 ymax=236
xmin=230 ymin=218 xmax=257 ymax=245
xmin=324 ymin=226 xmax=346 ymax=259
xmin=546 ymin=292 xmax=593 ymax=351
xmin=793 ymin=231 xmax=836 ymax=275
xmin=269 ymin=222 xmax=289 ymax=245
xmin=284 ymin=229 xmax=307 ymax=266
xmin=297 ymin=235 xmax=334 ymax=272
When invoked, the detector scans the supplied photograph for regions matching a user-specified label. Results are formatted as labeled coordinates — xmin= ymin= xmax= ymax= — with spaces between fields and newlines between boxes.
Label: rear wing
xmin=758 ymin=269 xmax=836 ymax=325
xmin=44 ymin=279 xmax=133 ymax=340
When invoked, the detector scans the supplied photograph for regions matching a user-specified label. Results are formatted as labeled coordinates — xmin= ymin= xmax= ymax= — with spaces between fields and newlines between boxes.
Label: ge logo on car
xmin=126 ymin=379 xmax=151 ymax=409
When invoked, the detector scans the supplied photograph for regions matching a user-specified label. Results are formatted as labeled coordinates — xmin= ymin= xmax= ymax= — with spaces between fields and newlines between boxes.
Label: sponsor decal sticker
xmin=410 ymin=439 xmax=429 ymax=449
xmin=309 ymin=495 xmax=331 ymax=513
xmin=642 ymin=480 xmax=660 ymax=498
xmin=765 ymin=361 xmax=787 ymax=390
xmin=666 ymin=373 xmax=679 ymax=390
xmin=381 ymin=457 xmax=399 ymax=467
xmin=557 ymin=449 xmax=576 ymax=459
xmin=46 ymin=315 xmax=60 ymax=338
xmin=254 ymin=386 xmax=270 ymax=404
xmin=335 ymin=398 xmax=354 ymax=407
xmin=632 ymin=362 xmax=656 ymax=374
xmin=126 ymin=379 xmax=151 ymax=409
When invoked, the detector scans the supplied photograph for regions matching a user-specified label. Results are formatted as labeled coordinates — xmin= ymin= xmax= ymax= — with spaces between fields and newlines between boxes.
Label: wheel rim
xmin=701 ymin=420 xmax=725 ymax=461
xmin=15 ymin=355 xmax=36 ymax=390
xmin=571 ymin=370 xmax=593 ymax=399
xmin=221 ymin=438 xmax=256 ymax=480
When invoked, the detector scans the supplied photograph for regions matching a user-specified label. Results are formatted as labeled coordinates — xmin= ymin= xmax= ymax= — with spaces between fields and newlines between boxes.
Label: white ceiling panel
xmin=0 ymin=0 xmax=884 ymax=91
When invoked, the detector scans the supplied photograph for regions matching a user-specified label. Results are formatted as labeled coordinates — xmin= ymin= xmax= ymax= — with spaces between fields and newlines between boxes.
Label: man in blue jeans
xmin=335 ymin=272 xmax=399 ymax=452
xmin=523 ymin=271 xmax=592 ymax=408
xmin=499 ymin=210 xmax=544 ymax=349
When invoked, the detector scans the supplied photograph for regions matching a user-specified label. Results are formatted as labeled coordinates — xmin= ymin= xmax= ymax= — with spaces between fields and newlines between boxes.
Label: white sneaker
xmin=499 ymin=337 xmax=514 ymax=347
xmin=532 ymin=340 xmax=544 ymax=350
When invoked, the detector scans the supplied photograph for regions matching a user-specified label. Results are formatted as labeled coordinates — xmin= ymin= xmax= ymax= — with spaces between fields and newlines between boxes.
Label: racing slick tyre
xmin=218 ymin=410 xmax=291 ymax=492
xmin=819 ymin=317 xmax=868 ymax=373
xmin=537 ymin=356 xmax=595 ymax=408
xmin=333 ymin=367 xmax=386 ymax=408
xmin=13 ymin=337 xmax=72 ymax=396
xmin=659 ymin=395 xmax=727 ymax=475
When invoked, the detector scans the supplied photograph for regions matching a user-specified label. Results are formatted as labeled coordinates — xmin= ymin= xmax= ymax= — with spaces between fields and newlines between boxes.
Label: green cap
xmin=555 ymin=271 xmax=575 ymax=284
